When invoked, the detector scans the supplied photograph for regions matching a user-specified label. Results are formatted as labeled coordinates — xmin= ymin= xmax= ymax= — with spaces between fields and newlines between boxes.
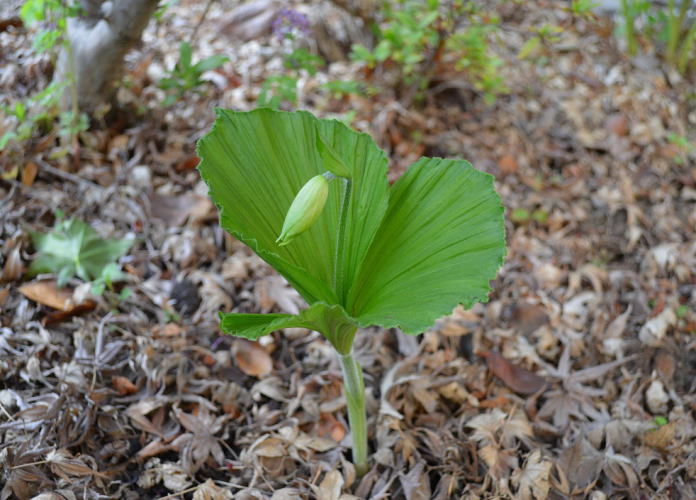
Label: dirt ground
xmin=1 ymin=0 xmax=695 ymax=498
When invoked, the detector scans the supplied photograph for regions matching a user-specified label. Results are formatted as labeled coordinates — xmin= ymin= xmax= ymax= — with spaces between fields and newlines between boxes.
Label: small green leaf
xmin=193 ymin=55 xmax=228 ymax=73
xmin=29 ymin=218 xmax=133 ymax=287
xmin=220 ymin=302 xmax=358 ymax=354
xmin=179 ymin=41 xmax=192 ymax=70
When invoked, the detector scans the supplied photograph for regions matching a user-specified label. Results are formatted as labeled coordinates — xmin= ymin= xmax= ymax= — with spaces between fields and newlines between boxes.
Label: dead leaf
xmin=193 ymin=479 xmax=233 ymax=500
xmin=639 ymin=308 xmax=676 ymax=346
xmin=644 ymin=421 xmax=676 ymax=450
xmin=314 ymin=470 xmax=344 ymax=500
xmin=654 ymin=351 xmax=675 ymax=381
xmin=21 ymin=161 xmax=38 ymax=186
xmin=1 ymin=245 xmax=23 ymax=281
xmin=554 ymin=438 xmax=602 ymax=493
xmin=498 ymin=153 xmax=518 ymax=175
xmin=399 ymin=461 xmax=431 ymax=500
xmin=19 ymin=280 xmax=77 ymax=311
xmin=149 ymin=193 xmax=213 ymax=226
xmin=605 ymin=114 xmax=629 ymax=136
xmin=480 ymin=445 xmax=518 ymax=480
xmin=480 ymin=350 xmax=546 ymax=394
xmin=235 ymin=339 xmax=273 ymax=377
xmin=112 ymin=376 xmax=137 ymax=396
xmin=45 ymin=449 xmax=104 ymax=481
xmin=512 ymin=450 xmax=552 ymax=500
xmin=317 ymin=412 xmax=346 ymax=442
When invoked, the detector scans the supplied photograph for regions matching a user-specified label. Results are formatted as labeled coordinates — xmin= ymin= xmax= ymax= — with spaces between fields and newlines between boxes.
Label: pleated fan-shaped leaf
xmin=197 ymin=109 xmax=389 ymax=305
xmin=346 ymin=157 xmax=506 ymax=334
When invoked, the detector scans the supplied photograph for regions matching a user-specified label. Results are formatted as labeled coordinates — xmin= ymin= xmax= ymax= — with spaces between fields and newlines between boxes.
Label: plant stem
xmin=621 ymin=0 xmax=637 ymax=56
xmin=339 ymin=351 xmax=368 ymax=476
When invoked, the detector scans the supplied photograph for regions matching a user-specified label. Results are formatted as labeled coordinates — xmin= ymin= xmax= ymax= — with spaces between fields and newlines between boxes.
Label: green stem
xmin=621 ymin=0 xmax=637 ymax=56
xmin=677 ymin=15 xmax=696 ymax=73
xmin=339 ymin=351 xmax=368 ymax=476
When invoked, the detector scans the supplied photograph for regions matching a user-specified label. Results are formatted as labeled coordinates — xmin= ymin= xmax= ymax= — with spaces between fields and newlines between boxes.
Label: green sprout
xmin=197 ymin=109 xmax=506 ymax=474
xmin=29 ymin=216 xmax=133 ymax=292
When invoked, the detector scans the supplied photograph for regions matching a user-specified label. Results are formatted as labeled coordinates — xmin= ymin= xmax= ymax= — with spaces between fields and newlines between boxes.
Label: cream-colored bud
xmin=276 ymin=174 xmax=329 ymax=246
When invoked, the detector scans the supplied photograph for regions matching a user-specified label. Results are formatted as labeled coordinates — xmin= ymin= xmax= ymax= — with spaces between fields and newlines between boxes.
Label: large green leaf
xmin=197 ymin=109 xmax=389 ymax=305
xmin=346 ymin=158 xmax=506 ymax=334
xmin=220 ymin=302 xmax=358 ymax=354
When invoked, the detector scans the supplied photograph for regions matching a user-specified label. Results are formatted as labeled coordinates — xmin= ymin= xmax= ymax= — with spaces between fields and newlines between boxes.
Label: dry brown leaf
xmin=498 ymin=153 xmax=518 ymax=175
xmin=512 ymin=450 xmax=552 ymax=500
xmin=2 ymin=245 xmax=23 ymax=281
xmin=399 ymin=461 xmax=431 ymax=500
xmin=644 ymin=421 xmax=676 ymax=450
xmin=0 ymin=286 xmax=9 ymax=308
xmin=45 ymin=449 xmax=104 ymax=481
xmin=235 ymin=339 xmax=273 ymax=377
xmin=149 ymin=193 xmax=213 ymax=226
xmin=479 ymin=444 xmax=518 ymax=480
xmin=19 ymin=281 xmax=73 ymax=311
xmin=314 ymin=470 xmax=344 ymax=500
xmin=193 ymin=479 xmax=233 ymax=500
xmin=317 ymin=412 xmax=346 ymax=442
xmin=112 ymin=376 xmax=137 ymax=396
xmin=21 ymin=161 xmax=38 ymax=186
xmin=480 ymin=350 xmax=546 ymax=394
xmin=554 ymin=438 xmax=602 ymax=493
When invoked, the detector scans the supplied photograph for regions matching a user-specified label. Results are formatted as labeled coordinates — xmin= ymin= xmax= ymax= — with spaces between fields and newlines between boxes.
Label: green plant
xmin=197 ymin=108 xmax=506 ymax=474
xmin=620 ymin=0 xmax=696 ymax=73
xmin=350 ymin=0 xmax=505 ymax=103
xmin=1 ymin=0 xmax=87 ymax=155
xmin=570 ymin=0 xmax=600 ymax=16
xmin=517 ymin=23 xmax=564 ymax=62
xmin=29 ymin=216 xmax=134 ymax=293
xmin=257 ymin=47 xmax=326 ymax=109
xmin=158 ymin=42 xmax=228 ymax=107
xmin=258 ymin=75 xmax=300 ymax=110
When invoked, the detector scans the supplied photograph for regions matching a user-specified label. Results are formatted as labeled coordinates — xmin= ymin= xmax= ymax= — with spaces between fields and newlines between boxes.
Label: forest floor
xmin=1 ymin=0 xmax=695 ymax=499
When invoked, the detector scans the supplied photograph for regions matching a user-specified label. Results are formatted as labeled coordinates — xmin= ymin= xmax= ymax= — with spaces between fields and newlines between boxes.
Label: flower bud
xmin=276 ymin=174 xmax=329 ymax=246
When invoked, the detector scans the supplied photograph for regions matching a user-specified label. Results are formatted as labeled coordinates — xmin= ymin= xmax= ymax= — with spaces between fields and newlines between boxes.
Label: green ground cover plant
xmin=197 ymin=108 xmax=506 ymax=474
xmin=158 ymin=41 xmax=228 ymax=107
xmin=620 ymin=0 xmax=696 ymax=74
xmin=350 ymin=0 xmax=505 ymax=103
xmin=29 ymin=216 xmax=134 ymax=294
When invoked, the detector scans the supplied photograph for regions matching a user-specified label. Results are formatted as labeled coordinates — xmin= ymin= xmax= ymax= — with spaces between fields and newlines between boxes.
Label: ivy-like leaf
xmin=29 ymin=218 xmax=133 ymax=288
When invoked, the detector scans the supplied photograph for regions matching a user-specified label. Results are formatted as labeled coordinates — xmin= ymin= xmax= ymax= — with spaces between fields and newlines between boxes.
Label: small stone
xmin=170 ymin=279 xmax=201 ymax=316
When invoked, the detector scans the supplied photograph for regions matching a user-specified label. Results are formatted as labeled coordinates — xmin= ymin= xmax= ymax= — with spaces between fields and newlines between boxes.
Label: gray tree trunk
xmin=55 ymin=0 xmax=159 ymax=113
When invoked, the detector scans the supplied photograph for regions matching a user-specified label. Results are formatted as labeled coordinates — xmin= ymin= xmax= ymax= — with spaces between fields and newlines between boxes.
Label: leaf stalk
xmin=339 ymin=351 xmax=368 ymax=476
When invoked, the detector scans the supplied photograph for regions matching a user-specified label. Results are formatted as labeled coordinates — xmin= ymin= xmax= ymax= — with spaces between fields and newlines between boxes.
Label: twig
xmin=190 ymin=0 xmax=216 ymax=46
xmin=35 ymin=159 xmax=103 ymax=191
xmin=157 ymin=484 xmax=201 ymax=500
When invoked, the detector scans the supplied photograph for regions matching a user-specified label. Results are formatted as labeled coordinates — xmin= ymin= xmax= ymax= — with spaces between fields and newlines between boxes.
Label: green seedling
xmin=350 ymin=0 xmax=506 ymax=103
xmin=29 ymin=217 xmax=134 ymax=291
xmin=159 ymin=41 xmax=228 ymax=107
xmin=620 ymin=0 xmax=696 ymax=73
xmin=197 ymin=108 xmax=506 ymax=474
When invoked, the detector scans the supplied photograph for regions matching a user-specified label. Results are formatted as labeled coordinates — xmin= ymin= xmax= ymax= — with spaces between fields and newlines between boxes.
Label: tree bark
xmin=54 ymin=0 xmax=159 ymax=113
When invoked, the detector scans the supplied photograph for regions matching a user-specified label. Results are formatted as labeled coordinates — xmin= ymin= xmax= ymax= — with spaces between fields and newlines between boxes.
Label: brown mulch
xmin=1 ymin=0 xmax=695 ymax=498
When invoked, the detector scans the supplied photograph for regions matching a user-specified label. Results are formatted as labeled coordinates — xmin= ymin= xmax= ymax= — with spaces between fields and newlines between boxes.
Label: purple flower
xmin=271 ymin=8 xmax=311 ymax=42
